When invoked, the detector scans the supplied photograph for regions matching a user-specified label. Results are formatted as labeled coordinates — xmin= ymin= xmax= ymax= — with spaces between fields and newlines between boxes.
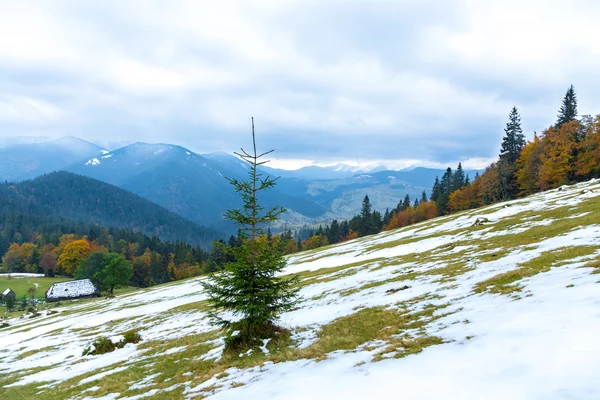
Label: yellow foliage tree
xmin=57 ymin=239 xmax=92 ymax=275
xmin=516 ymin=133 xmax=545 ymax=196
xmin=303 ymin=235 xmax=329 ymax=250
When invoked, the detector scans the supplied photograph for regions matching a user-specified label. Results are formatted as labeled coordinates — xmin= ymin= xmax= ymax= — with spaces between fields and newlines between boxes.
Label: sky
xmin=1 ymin=0 xmax=600 ymax=170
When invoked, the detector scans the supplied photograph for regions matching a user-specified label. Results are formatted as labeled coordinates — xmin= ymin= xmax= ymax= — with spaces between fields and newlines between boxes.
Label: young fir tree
xmin=202 ymin=118 xmax=301 ymax=350
xmin=499 ymin=107 xmax=526 ymax=163
xmin=556 ymin=85 xmax=577 ymax=127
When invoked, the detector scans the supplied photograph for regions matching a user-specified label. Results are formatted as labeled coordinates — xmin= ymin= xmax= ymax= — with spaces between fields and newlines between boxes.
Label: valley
xmin=0 ymin=137 xmax=479 ymax=232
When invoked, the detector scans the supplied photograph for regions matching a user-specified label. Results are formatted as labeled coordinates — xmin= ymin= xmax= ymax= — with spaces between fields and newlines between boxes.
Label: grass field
xmin=0 ymin=276 xmax=72 ymax=301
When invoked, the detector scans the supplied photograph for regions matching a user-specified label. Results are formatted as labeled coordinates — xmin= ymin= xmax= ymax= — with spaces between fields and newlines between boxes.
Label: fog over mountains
xmin=0 ymin=136 xmax=481 ymax=232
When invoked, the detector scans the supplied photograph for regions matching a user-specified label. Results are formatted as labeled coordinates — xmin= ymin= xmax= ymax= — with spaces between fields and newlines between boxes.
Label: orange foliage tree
xmin=537 ymin=120 xmax=581 ymax=190
xmin=576 ymin=115 xmax=600 ymax=179
xmin=516 ymin=133 xmax=545 ymax=196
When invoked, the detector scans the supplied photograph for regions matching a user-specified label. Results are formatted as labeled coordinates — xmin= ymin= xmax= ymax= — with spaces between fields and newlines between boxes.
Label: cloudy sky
xmin=1 ymin=0 xmax=599 ymax=169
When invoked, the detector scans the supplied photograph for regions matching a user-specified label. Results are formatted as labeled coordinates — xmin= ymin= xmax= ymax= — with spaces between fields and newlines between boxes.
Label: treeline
xmin=442 ymin=85 xmax=599 ymax=213
xmin=294 ymin=190 xmax=440 ymax=250
xmin=0 ymin=216 xmax=211 ymax=287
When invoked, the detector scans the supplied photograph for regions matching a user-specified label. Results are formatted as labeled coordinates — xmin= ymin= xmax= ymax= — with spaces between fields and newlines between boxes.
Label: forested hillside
xmin=0 ymin=171 xmax=222 ymax=248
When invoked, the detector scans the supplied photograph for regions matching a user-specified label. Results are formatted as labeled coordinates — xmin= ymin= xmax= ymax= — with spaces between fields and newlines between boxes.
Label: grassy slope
xmin=1 ymin=179 xmax=600 ymax=399
xmin=0 ymin=276 xmax=71 ymax=301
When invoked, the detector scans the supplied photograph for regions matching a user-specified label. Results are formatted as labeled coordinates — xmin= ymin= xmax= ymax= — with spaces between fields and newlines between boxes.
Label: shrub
xmin=123 ymin=330 xmax=142 ymax=344
xmin=83 ymin=337 xmax=116 ymax=356
xmin=82 ymin=330 xmax=142 ymax=356
xmin=0 ymin=322 xmax=9 ymax=329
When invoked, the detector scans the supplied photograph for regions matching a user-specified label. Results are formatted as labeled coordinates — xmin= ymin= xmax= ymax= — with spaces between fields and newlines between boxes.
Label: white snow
xmin=1 ymin=273 xmax=45 ymax=278
xmin=2 ymin=179 xmax=600 ymax=399
xmin=85 ymin=158 xmax=100 ymax=166
xmin=101 ymin=154 xmax=113 ymax=159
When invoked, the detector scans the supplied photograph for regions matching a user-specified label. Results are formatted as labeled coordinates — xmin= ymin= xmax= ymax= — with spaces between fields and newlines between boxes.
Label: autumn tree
xmin=576 ymin=115 xmax=600 ymax=179
xmin=2 ymin=244 xmax=23 ymax=272
xmin=201 ymin=118 xmax=300 ymax=350
xmin=57 ymin=239 xmax=92 ymax=275
xmin=556 ymin=85 xmax=578 ymax=127
xmin=538 ymin=120 xmax=581 ymax=189
xmin=303 ymin=235 xmax=329 ymax=250
xmin=516 ymin=133 xmax=545 ymax=195
xmin=40 ymin=250 xmax=58 ymax=277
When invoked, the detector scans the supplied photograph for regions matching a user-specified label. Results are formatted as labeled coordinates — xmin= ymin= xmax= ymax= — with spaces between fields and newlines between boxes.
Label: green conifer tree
xmin=359 ymin=195 xmax=373 ymax=236
xmin=500 ymin=107 xmax=526 ymax=163
xmin=556 ymin=85 xmax=578 ymax=127
xmin=201 ymin=118 xmax=300 ymax=350
xmin=431 ymin=177 xmax=441 ymax=202
xmin=402 ymin=194 xmax=411 ymax=210
xmin=452 ymin=163 xmax=466 ymax=191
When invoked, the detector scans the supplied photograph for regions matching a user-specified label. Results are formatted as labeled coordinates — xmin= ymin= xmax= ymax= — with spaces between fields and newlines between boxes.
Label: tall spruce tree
xmin=556 ymin=85 xmax=578 ymax=127
xmin=500 ymin=107 xmax=526 ymax=163
xmin=452 ymin=162 xmax=466 ymax=191
xmin=431 ymin=176 xmax=441 ymax=202
xmin=497 ymin=107 xmax=525 ymax=199
xmin=359 ymin=195 xmax=373 ymax=236
xmin=402 ymin=194 xmax=411 ymax=210
xmin=436 ymin=167 xmax=453 ymax=215
xmin=201 ymin=118 xmax=300 ymax=350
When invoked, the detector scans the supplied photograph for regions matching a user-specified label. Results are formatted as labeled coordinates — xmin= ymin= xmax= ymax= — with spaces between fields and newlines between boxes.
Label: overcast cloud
xmin=1 ymin=0 xmax=599 ymax=169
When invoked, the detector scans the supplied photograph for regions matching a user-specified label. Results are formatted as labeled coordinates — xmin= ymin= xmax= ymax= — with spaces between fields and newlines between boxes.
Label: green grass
xmin=474 ymin=245 xmax=600 ymax=295
xmin=0 ymin=275 xmax=71 ymax=300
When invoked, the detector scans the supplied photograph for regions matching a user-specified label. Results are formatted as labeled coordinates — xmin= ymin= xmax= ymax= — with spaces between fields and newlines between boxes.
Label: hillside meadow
xmin=1 ymin=179 xmax=600 ymax=399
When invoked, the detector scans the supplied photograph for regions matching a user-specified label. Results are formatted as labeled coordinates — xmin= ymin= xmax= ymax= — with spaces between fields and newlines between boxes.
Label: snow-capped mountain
xmin=0 ymin=136 xmax=105 ymax=182
xmin=66 ymin=143 xmax=326 ymax=230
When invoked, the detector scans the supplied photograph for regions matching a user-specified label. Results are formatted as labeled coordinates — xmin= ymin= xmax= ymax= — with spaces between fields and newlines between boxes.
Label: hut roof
xmin=46 ymin=279 xmax=99 ymax=301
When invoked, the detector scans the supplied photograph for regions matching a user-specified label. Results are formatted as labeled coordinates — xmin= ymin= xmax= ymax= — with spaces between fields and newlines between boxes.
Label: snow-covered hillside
xmin=2 ymin=179 xmax=600 ymax=399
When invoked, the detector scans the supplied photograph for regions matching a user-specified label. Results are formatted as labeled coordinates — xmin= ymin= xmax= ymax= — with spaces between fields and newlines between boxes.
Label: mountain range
xmin=0 ymin=136 xmax=482 ymax=232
